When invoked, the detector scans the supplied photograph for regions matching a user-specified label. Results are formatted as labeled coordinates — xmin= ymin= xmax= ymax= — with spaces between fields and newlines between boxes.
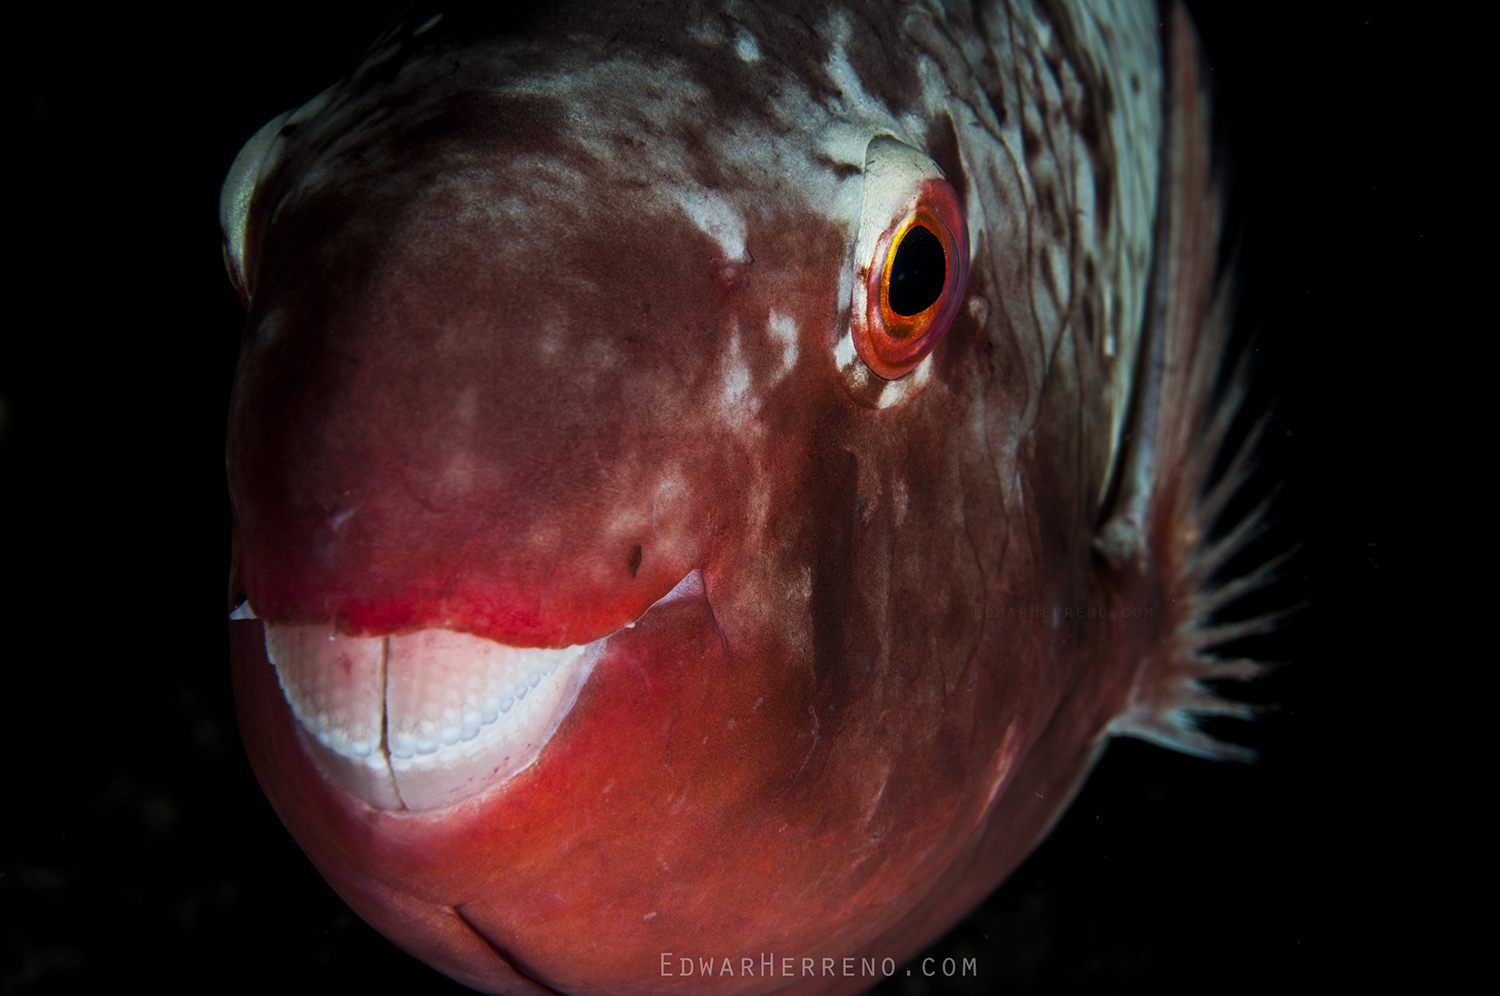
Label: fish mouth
xmin=241 ymin=570 xmax=706 ymax=812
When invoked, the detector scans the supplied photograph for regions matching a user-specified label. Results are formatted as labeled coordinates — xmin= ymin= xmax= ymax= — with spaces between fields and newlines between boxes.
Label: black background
xmin=2 ymin=2 xmax=1453 ymax=992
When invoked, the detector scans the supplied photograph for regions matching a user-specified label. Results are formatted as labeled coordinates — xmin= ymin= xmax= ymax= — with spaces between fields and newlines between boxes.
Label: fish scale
xmin=222 ymin=2 xmax=1275 ymax=993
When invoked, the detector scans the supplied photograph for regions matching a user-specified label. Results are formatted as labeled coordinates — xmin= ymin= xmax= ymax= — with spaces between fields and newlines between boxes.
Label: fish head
xmin=222 ymin=4 xmax=1176 ymax=992
xmin=228 ymin=15 xmax=982 ymax=645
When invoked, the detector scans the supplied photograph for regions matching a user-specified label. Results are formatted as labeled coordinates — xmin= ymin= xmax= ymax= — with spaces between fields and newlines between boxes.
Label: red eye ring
xmin=852 ymin=177 xmax=969 ymax=380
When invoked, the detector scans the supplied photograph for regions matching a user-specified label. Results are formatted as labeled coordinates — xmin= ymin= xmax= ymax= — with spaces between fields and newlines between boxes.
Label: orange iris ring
xmin=855 ymin=178 xmax=969 ymax=380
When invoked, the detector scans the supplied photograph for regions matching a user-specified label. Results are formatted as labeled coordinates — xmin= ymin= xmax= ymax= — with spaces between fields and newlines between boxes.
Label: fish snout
xmin=225 ymin=300 xmax=717 ymax=648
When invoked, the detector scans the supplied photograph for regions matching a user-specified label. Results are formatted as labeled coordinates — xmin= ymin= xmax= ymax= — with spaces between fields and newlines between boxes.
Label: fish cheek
xmin=1024 ymin=326 xmax=1094 ymax=585
xmin=808 ymin=449 xmax=861 ymax=686
xmin=932 ymin=265 xmax=985 ymax=394
xmin=1007 ymin=323 xmax=1125 ymax=737
xmin=916 ymin=443 xmax=986 ymax=688
xmin=910 ymin=259 xmax=1006 ymax=693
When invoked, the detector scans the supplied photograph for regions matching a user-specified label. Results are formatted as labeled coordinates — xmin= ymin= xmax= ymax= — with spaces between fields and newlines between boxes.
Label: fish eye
xmin=849 ymin=139 xmax=969 ymax=382
xmin=887 ymin=223 xmax=946 ymax=316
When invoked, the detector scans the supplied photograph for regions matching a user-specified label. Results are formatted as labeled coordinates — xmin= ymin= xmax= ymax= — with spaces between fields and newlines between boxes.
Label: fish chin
xmin=261 ymin=571 xmax=706 ymax=812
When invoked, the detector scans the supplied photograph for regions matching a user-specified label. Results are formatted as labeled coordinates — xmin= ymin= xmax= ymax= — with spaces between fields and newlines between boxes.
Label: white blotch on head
xmin=735 ymin=32 xmax=761 ymax=62
xmin=874 ymin=355 xmax=933 ymax=409
xmin=719 ymin=330 xmax=755 ymax=424
xmin=745 ymin=472 xmax=773 ymax=538
xmin=440 ymin=450 xmax=481 ymax=497
xmin=822 ymin=22 xmax=904 ymax=138
xmin=652 ymin=479 xmax=686 ymax=538
xmin=686 ymin=15 xmax=726 ymax=46
xmin=836 ymin=248 xmax=855 ymax=304
xmin=605 ymin=505 xmax=649 ymax=546
xmin=967 ymin=295 xmax=990 ymax=327
xmin=535 ymin=303 xmax=568 ymax=358
xmin=671 ymin=187 xmax=747 ymax=262
xmin=817 ymin=120 xmax=875 ymax=175
xmin=454 ymin=386 xmax=479 ymax=426
xmin=834 ymin=331 xmax=859 ymax=372
xmin=766 ymin=311 xmax=799 ymax=381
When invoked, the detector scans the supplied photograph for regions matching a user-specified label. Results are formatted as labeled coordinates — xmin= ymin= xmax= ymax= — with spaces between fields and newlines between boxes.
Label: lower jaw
xmin=227 ymin=574 xmax=1036 ymax=996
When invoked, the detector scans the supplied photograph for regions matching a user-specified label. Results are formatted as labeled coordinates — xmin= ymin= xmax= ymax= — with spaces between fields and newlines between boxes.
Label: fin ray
xmin=1103 ymin=5 xmax=1290 ymax=762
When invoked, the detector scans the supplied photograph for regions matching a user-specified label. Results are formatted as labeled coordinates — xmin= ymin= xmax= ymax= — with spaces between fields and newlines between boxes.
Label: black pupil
xmin=887 ymin=224 xmax=946 ymax=316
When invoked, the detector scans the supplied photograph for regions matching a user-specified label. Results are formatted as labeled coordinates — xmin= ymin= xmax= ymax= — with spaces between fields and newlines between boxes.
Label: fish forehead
xmin=264 ymin=3 xmax=961 ymax=255
xmin=237 ymin=4 xmax=965 ymax=457
xmin=242 ymin=14 xmax=896 ymax=436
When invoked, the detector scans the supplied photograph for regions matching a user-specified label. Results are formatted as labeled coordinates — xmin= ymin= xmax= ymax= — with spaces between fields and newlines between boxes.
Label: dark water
xmin=1 ymin=3 xmax=1448 ymax=992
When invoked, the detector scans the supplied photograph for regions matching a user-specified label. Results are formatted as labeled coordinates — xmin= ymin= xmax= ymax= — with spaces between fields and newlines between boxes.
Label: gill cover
xmin=850 ymin=136 xmax=969 ymax=380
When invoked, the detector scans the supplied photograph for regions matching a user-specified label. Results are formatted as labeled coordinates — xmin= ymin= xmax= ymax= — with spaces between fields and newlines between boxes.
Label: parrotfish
xmin=221 ymin=1 xmax=1274 ymax=992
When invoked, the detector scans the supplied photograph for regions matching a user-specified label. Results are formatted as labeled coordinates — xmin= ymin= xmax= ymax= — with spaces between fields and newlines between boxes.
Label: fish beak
xmin=245 ymin=570 xmax=706 ymax=811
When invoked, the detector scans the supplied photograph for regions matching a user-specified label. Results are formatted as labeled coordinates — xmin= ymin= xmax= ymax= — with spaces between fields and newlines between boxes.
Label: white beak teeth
xmin=254 ymin=571 xmax=704 ymax=811
xmin=265 ymin=624 xmax=385 ymax=759
xmin=262 ymin=623 xmax=601 ymax=811
xmin=383 ymin=630 xmax=580 ymax=763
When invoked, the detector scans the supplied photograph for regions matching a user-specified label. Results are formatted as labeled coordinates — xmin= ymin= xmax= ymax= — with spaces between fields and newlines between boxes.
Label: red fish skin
xmin=229 ymin=267 xmax=1146 ymax=995
xmin=227 ymin=3 xmax=1234 ymax=994
xmin=233 ymin=552 xmax=1135 ymax=996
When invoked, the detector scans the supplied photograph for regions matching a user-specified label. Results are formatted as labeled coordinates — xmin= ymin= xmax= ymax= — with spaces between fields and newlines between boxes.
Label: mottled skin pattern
xmin=226 ymin=2 xmax=1254 ymax=993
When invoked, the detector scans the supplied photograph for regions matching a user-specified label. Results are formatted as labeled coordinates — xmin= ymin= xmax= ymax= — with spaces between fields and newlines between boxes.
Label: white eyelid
xmin=855 ymin=136 xmax=946 ymax=274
